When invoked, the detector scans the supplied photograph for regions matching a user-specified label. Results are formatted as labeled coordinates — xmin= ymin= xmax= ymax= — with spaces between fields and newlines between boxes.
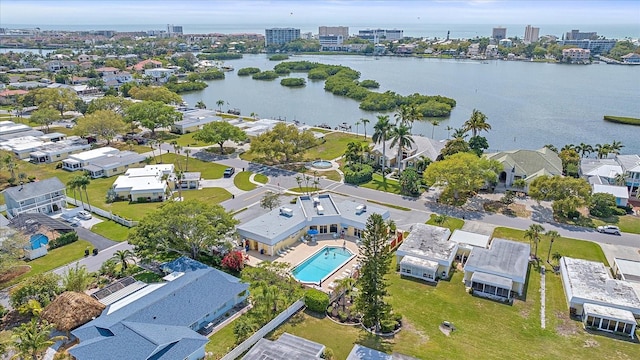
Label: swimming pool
xmin=292 ymin=246 xmax=354 ymax=285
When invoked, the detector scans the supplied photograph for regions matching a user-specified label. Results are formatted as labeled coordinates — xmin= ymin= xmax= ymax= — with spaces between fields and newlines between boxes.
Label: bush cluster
xmin=197 ymin=69 xmax=225 ymax=80
xmin=237 ymin=67 xmax=261 ymax=76
xmin=344 ymin=164 xmax=374 ymax=184
xmin=304 ymin=288 xmax=330 ymax=313
xmin=196 ymin=52 xmax=243 ymax=60
xmin=280 ymin=78 xmax=306 ymax=87
xmin=49 ymin=231 xmax=78 ymax=249
xmin=165 ymin=81 xmax=208 ymax=93
xmin=252 ymin=71 xmax=280 ymax=80
xmin=269 ymin=54 xmax=290 ymax=61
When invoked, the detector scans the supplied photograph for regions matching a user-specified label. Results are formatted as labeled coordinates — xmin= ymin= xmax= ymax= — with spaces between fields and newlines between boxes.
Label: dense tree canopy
xmin=29 ymin=108 xmax=60 ymax=133
xmin=128 ymin=200 xmax=238 ymax=261
xmin=128 ymin=86 xmax=182 ymax=104
xmin=75 ymin=110 xmax=126 ymax=144
xmin=86 ymin=95 xmax=133 ymax=116
xmin=10 ymin=272 xmax=62 ymax=308
xmin=249 ymin=122 xmax=316 ymax=163
xmin=423 ymin=152 xmax=501 ymax=204
xmin=32 ymin=87 xmax=78 ymax=116
xmin=528 ymin=175 xmax=591 ymax=218
xmin=193 ymin=121 xmax=247 ymax=153
xmin=125 ymin=100 xmax=182 ymax=135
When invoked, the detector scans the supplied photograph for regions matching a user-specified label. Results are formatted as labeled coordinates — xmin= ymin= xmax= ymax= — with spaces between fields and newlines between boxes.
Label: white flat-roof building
xmin=236 ymin=194 xmax=390 ymax=257
xmin=0 ymin=121 xmax=32 ymax=137
xmin=110 ymin=164 xmax=174 ymax=202
xmin=62 ymin=147 xmax=120 ymax=171
xmin=396 ymin=223 xmax=455 ymax=282
xmin=463 ymin=239 xmax=530 ymax=300
xmin=448 ymin=229 xmax=491 ymax=259
xmin=0 ymin=136 xmax=46 ymax=159
xmin=29 ymin=140 xmax=91 ymax=164
xmin=171 ymin=109 xmax=222 ymax=134
xmin=560 ymin=257 xmax=640 ymax=338
xmin=592 ymin=184 xmax=629 ymax=207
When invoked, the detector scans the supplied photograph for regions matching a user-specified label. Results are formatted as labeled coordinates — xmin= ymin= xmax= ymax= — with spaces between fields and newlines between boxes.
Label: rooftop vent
xmin=280 ymin=207 xmax=294 ymax=217
xmin=356 ymin=204 xmax=367 ymax=214
xmin=316 ymin=205 xmax=325 ymax=215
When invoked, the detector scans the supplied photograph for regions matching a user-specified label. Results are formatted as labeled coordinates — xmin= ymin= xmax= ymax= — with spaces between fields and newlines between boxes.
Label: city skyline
xmin=1 ymin=0 xmax=639 ymax=28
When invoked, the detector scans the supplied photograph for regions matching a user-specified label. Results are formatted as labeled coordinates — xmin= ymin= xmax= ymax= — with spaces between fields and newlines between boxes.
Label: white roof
xmin=585 ymin=164 xmax=623 ymax=179
xmin=400 ymin=256 xmax=439 ymax=271
xmin=69 ymin=146 xmax=119 ymax=161
xmin=583 ymin=303 xmax=636 ymax=323
xmin=449 ymin=230 xmax=490 ymax=249
xmin=615 ymin=258 xmax=640 ymax=282
xmin=397 ymin=223 xmax=455 ymax=262
xmin=593 ymin=184 xmax=629 ymax=199
xmin=471 ymin=271 xmax=513 ymax=289
xmin=112 ymin=175 xmax=166 ymax=193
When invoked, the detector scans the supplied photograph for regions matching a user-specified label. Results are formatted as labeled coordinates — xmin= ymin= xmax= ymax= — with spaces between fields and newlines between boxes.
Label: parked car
xmin=223 ymin=167 xmax=235 ymax=178
xmin=597 ymin=225 xmax=621 ymax=235
xmin=77 ymin=211 xmax=92 ymax=220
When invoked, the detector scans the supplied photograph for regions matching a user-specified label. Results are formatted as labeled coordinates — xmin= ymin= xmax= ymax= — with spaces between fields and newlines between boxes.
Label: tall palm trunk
xmin=381 ymin=135 xmax=386 ymax=178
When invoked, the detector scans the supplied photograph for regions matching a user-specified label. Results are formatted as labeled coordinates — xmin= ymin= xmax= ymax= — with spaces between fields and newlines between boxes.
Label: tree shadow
xmin=356 ymin=328 xmax=395 ymax=354
xmin=530 ymin=204 xmax=554 ymax=223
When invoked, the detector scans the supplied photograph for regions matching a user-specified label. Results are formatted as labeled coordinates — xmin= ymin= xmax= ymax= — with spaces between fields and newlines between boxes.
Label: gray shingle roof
xmin=3 ymin=177 xmax=65 ymax=202
xmin=464 ymin=239 xmax=530 ymax=282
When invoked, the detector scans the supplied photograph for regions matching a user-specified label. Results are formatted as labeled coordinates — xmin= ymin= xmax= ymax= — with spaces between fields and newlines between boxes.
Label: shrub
xmin=49 ymin=231 xmax=78 ymax=249
xmin=136 ymin=197 xmax=148 ymax=203
xmin=304 ymin=288 xmax=330 ymax=313
xmin=269 ymin=54 xmax=290 ymax=61
xmin=344 ymin=164 xmax=373 ymax=184
xmin=359 ymin=79 xmax=380 ymax=88
xmin=221 ymin=250 xmax=248 ymax=272
xmin=198 ymin=69 xmax=225 ymax=80
xmin=380 ymin=319 xmax=397 ymax=333
xmin=237 ymin=67 xmax=261 ymax=76
xmin=338 ymin=311 xmax=348 ymax=322
xmin=280 ymin=77 xmax=306 ymax=87
xmin=612 ymin=207 xmax=628 ymax=216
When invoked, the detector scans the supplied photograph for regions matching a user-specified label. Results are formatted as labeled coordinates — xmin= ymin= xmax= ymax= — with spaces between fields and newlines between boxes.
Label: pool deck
xmin=245 ymin=235 xmax=361 ymax=293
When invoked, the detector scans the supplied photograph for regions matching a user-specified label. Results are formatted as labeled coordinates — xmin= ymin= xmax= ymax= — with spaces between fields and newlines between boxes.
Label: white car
xmin=77 ymin=211 xmax=92 ymax=220
xmin=597 ymin=225 xmax=621 ymax=235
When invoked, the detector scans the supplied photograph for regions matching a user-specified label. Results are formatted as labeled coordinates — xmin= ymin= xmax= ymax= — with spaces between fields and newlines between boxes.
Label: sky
xmin=1 ymin=0 xmax=639 ymax=27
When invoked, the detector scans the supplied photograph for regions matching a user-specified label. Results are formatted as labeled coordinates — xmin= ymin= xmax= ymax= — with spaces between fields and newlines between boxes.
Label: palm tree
xmin=111 ymin=249 xmax=135 ymax=271
xmin=184 ymin=148 xmax=191 ymax=171
xmin=609 ymin=140 xmax=624 ymax=156
xmin=389 ymin=124 xmax=415 ymax=175
xmin=11 ymin=319 xmax=66 ymax=360
xmin=394 ymin=105 xmax=411 ymax=126
xmin=2 ymin=152 xmax=17 ymax=179
xmin=67 ymin=176 xmax=84 ymax=208
xmin=429 ymin=118 xmax=440 ymax=139
xmin=295 ymin=175 xmax=302 ymax=191
xmin=524 ymin=224 xmax=545 ymax=260
xmin=577 ymin=143 xmax=593 ymax=158
xmin=195 ymin=100 xmax=206 ymax=109
xmin=545 ymin=230 xmax=560 ymax=263
xmin=360 ymin=118 xmax=370 ymax=139
xmin=335 ymin=277 xmax=356 ymax=311
xmin=433 ymin=214 xmax=448 ymax=227
xmin=354 ymin=120 xmax=361 ymax=136
xmin=463 ymin=109 xmax=491 ymax=137
xmin=216 ymin=99 xmax=225 ymax=112
xmin=551 ymin=251 xmax=562 ymax=265
xmin=451 ymin=128 xmax=468 ymax=140
xmin=415 ymin=155 xmax=432 ymax=174
xmin=614 ymin=173 xmax=627 ymax=186
xmin=78 ymin=175 xmax=92 ymax=211
xmin=372 ymin=115 xmax=393 ymax=177
xmin=594 ymin=143 xmax=611 ymax=159
xmin=445 ymin=125 xmax=454 ymax=139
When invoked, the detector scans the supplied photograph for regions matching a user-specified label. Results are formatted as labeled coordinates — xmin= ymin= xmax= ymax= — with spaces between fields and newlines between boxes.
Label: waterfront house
xmin=236 ymin=194 xmax=389 ymax=256
xmin=592 ymin=184 xmax=629 ymax=207
xmin=621 ymin=53 xmax=640 ymax=64
xmin=462 ymin=239 xmax=530 ymax=300
xmin=580 ymin=155 xmax=640 ymax=199
xmin=3 ymin=177 xmax=66 ymax=217
xmin=144 ymin=67 xmax=175 ymax=83
xmin=396 ymin=223 xmax=455 ymax=282
xmin=69 ymin=257 xmax=249 ymax=360
xmin=562 ymin=48 xmax=591 ymax=63
xmin=485 ymin=148 xmax=563 ymax=191
xmin=560 ymin=257 xmax=640 ymax=338
xmin=369 ymin=135 xmax=444 ymax=171
xmin=132 ymin=59 xmax=163 ymax=71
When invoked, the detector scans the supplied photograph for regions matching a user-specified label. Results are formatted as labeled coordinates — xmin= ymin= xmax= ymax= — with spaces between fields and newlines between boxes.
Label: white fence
xmin=66 ymin=197 xmax=138 ymax=227
xmin=220 ymin=299 xmax=305 ymax=360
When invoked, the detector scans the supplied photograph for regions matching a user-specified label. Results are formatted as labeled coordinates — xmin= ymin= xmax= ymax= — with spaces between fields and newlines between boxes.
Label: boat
xmin=221 ymin=65 xmax=234 ymax=72
xmin=226 ymin=108 xmax=241 ymax=115
xmin=316 ymin=123 xmax=332 ymax=130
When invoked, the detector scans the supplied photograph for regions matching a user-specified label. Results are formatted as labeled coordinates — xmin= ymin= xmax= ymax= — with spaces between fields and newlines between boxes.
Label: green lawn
xmin=426 ymin=214 xmax=465 ymax=232
xmin=305 ymin=132 xmax=370 ymax=161
xmin=288 ymin=187 xmax=318 ymax=194
xmin=180 ymin=187 xmax=232 ymax=204
xmin=360 ymin=174 xmax=402 ymax=195
xmin=592 ymin=215 xmax=640 ymax=235
xmin=173 ymin=131 xmax=216 ymax=147
xmin=133 ymin=270 xmax=164 ymax=283
xmin=91 ymin=218 xmax=131 ymax=242
xmin=0 ymin=240 xmax=92 ymax=289
xmin=234 ymin=171 xmax=257 ymax=191
xmin=254 ymin=173 xmax=268 ymax=184
xmin=205 ymin=318 xmax=239 ymax=359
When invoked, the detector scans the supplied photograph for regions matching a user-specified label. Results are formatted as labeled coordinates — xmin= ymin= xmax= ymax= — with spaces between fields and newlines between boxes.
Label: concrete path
xmin=540 ymin=267 xmax=546 ymax=329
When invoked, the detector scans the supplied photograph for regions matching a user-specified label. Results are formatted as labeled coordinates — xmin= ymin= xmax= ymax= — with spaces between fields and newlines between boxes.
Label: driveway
xmin=75 ymin=227 xmax=118 ymax=250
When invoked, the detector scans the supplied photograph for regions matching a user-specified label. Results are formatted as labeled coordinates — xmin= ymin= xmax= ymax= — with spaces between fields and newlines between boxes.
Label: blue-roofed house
xmin=69 ymin=257 xmax=249 ymax=360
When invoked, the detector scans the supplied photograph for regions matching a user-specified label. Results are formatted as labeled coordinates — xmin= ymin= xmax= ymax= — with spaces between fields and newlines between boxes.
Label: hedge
xmin=344 ymin=164 xmax=374 ymax=184
xmin=49 ymin=231 xmax=79 ymax=250
xmin=304 ymin=288 xmax=329 ymax=313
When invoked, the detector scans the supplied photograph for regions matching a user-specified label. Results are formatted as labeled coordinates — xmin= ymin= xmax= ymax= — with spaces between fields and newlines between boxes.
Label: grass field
xmin=360 ymin=174 xmax=402 ymax=195
xmin=0 ymin=240 xmax=92 ymax=289
xmin=179 ymin=187 xmax=232 ymax=204
xmin=305 ymin=132 xmax=370 ymax=161
xmin=90 ymin=218 xmax=131 ymax=242
xmin=426 ymin=214 xmax=465 ymax=232
xmin=254 ymin=173 xmax=268 ymax=184
xmin=205 ymin=320 xmax=237 ymax=358
xmin=592 ymin=215 xmax=640 ymax=235
xmin=234 ymin=171 xmax=257 ymax=191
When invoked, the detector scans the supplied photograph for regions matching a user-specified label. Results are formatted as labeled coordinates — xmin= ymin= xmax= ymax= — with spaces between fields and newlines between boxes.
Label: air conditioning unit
xmin=316 ymin=205 xmax=325 ymax=215
xmin=356 ymin=204 xmax=367 ymax=214
xmin=280 ymin=207 xmax=293 ymax=217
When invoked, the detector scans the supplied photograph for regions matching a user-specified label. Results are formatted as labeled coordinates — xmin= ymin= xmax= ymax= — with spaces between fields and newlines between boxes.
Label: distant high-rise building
xmin=492 ymin=27 xmax=507 ymax=41
xmin=566 ymin=29 xmax=597 ymax=40
xmin=357 ymin=29 xmax=403 ymax=43
xmin=265 ymin=28 xmax=301 ymax=46
xmin=167 ymin=24 xmax=183 ymax=36
xmin=319 ymin=26 xmax=349 ymax=38
xmin=523 ymin=25 xmax=540 ymax=44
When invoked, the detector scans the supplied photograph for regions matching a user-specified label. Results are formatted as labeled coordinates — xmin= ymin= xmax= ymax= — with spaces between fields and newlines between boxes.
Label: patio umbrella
xmin=307 ymin=229 xmax=319 ymax=235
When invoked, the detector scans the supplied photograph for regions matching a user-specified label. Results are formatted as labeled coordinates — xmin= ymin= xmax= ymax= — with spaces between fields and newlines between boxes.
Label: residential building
xmin=560 ymin=257 xmax=640 ymax=338
xmin=42 ymin=60 xmax=78 ymax=72
xmin=565 ymin=29 xmax=597 ymax=40
xmin=110 ymin=164 xmax=174 ymax=202
xmin=144 ymin=67 xmax=175 ymax=83
xmin=101 ymin=70 xmax=134 ymax=89
xmin=580 ymin=155 xmax=640 ymax=199
xmin=396 ymin=223 xmax=456 ymax=282
xmin=485 ymin=148 xmax=563 ymax=191
xmin=467 ymin=43 xmax=480 ymax=57
xmin=463 ymin=239 xmax=530 ymax=300
xmin=0 ymin=89 xmax=29 ymax=105
xmin=369 ymin=135 xmax=445 ymax=171
xmin=592 ymin=184 xmax=629 ymax=207
xmin=265 ymin=28 xmax=300 ymax=46
xmin=47 ymin=83 xmax=101 ymax=96
xmin=178 ymin=172 xmax=201 ymax=190
xmin=319 ymin=35 xmax=344 ymax=48
xmin=171 ymin=108 xmax=222 ymax=134
xmin=243 ymin=333 xmax=325 ymax=360
xmin=62 ymin=146 xmax=120 ymax=171
xmin=492 ymin=27 xmax=507 ymax=41
xmin=3 ymin=177 xmax=66 ymax=217
xmin=560 ymin=39 xmax=616 ymax=55
xmin=83 ymin=151 xmax=147 ymax=178
xmin=523 ymin=25 xmax=540 ymax=44
xmin=621 ymin=53 xmax=640 ymax=64
xmin=357 ymin=29 xmax=403 ymax=43
xmin=319 ymin=26 xmax=349 ymax=38
xmin=0 ymin=136 xmax=46 ymax=159
xmin=132 ymin=59 xmax=162 ymax=72
xmin=28 ymin=138 xmax=91 ymax=164
xmin=236 ymin=194 xmax=390 ymax=256
xmin=69 ymin=257 xmax=249 ymax=360
xmin=448 ymin=229 xmax=490 ymax=260
xmin=0 ymin=120 xmax=32 ymax=137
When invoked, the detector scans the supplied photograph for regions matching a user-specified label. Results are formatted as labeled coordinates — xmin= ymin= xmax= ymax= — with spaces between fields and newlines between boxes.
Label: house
xmin=110 ymin=164 xmax=174 ymax=202
xmin=236 ymin=194 xmax=390 ymax=256
xmin=47 ymin=83 xmax=101 ymax=96
xmin=592 ymin=184 xmax=629 ymax=207
xmin=243 ymin=333 xmax=325 ymax=359
xmin=621 ymin=53 xmax=640 ymax=64
xmin=0 ymin=136 xmax=46 ymax=159
xmin=485 ymin=148 xmax=563 ymax=191
xmin=42 ymin=60 xmax=78 ymax=72
xmin=0 ymin=120 xmax=33 ymax=137
xmin=144 ymin=67 xmax=175 ymax=83
xmin=559 ymin=257 xmax=640 ymax=338
xmin=82 ymin=151 xmax=147 ymax=178
xmin=69 ymin=257 xmax=249 ymax=360
xmin=178 ymin=172 xmax=201 ymax=189
xmin=0 ymin=89 xmax=29 ymax=105
xmin=3 ymin=177 xmax=66 ymax=217
xmin=61 ymin=146 xmax=119 ymax=171
xmin=580 ymin=155 xmax=640 ymax=199
xmin=132 ymin=59 xmax=163 ymax=71
xmin=369 ymin=135 xmax=445 ymax=171
xmin=28 ymin=138 xmax=91 ymax=164
xmin=396 ymin=223 xmax=456 ymax=282
xmin=463 ymin=239 xmax=530 ymax=300
xmin=171 ymin=108 xmax=221 ymax=134
xmin=448 ymin=229 xmax=491 ymax=260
